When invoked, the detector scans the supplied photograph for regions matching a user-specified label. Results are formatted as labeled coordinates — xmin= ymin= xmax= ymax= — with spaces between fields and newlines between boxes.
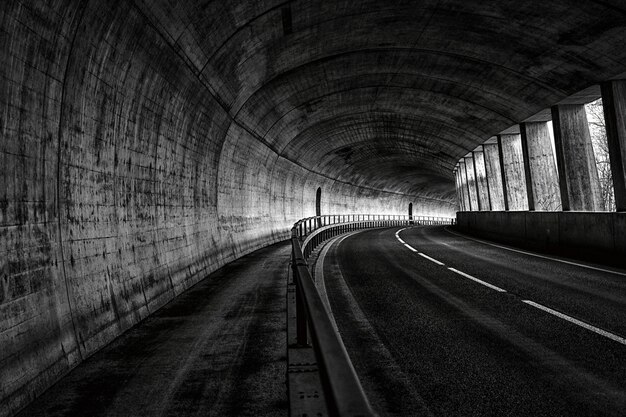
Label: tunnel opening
xmin=585 ymin=98 xmax=615 ymax=212
xmin=409 ymin=202 xmax=413 ymax=224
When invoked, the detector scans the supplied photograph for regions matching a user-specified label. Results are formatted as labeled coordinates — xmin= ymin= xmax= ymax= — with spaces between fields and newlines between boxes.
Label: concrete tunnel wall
xmin=0 ymin=2 xmax=456 ymax=415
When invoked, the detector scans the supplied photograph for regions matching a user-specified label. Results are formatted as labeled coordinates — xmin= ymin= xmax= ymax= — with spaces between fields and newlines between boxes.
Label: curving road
xmin=321 ymin=226 xmax=626 ymax=417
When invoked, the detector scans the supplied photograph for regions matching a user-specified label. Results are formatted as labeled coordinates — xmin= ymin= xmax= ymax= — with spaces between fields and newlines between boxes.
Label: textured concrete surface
xmin=454 ymin=170 xmax=467 ymax=211
xmin=457 ymin=211 xmax=626 ymax=266
xmin=520 ymin=122 xmax=562 ymax=211
xmin=3 ymin=1 xmax=626 ymax=415
xmin=500 ymin=134 xmax=529 ymax=211
xmin=458 ymin=160 xmax=472 ymax=211
xmin=473 ymin=150 xmax=491 ymax=211
xmin=464 ymin=156 xmax=480 ymax=211
xmin=483 ymin=143 xmax=506 ymax=211
xmin=325 ymin=226 xmax=626 ymax=416
xmin=552 ymin=104 xmax=603 ymax=211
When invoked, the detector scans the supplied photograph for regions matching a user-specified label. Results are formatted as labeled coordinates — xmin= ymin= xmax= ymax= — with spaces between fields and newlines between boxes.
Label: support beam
xmin=520 ymin=122 xmax=562 ymax=211
xmin=465 ymin=156 xmax=480 ymax=211
xmin=498 ymin=134 xmax=528 ymax=211
xmin=551 ymin=104 xmax=602 ymax=211
xmin=473 ymin=150 xmax=491 ymax=211
xmin=483 ymin=143 xmax=506 ymax=210
xmin=601 ymin=80 xmax=626 ymax=211
xmin=459 ymin=159 xmax=472 ymax=211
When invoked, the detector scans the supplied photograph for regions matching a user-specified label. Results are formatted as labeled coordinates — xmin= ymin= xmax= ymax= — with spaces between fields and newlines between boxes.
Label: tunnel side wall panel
xmin=0 ymin=2 xmax=84 ymax=415
xmin=456 ymin=211 xmax=625 ymax=264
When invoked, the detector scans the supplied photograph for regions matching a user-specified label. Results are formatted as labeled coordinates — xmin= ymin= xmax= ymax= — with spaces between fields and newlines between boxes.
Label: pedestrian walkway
xmin=17 ymin=242 xmax=290 ymax=417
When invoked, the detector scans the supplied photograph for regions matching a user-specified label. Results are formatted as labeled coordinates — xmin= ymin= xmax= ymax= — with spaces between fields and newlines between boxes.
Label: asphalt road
xmin=322 ymin=226 xmax=626 ymax=417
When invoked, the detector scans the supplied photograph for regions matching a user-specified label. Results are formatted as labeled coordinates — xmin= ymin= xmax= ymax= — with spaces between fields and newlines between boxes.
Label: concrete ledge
xmin=456 ymin=211 xmax=626 ymax=266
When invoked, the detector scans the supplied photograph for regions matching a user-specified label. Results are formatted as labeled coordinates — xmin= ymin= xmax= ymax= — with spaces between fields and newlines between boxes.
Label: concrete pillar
xmin=455 ymin=169 xmax=466 ymax=211
xmin=498 ymin=134 xmax=529 ymax=211
xmin=551 ymin=104 xmax=602 ymax=211
xmin=464 ymin=156 xmax=480 ymax=211
xmin=520 ymin=122 xmax=562 ymax=211
xmin=483 ymin=143 xmax=506 ymax=210
xmin=496 ymin=137 xmax=510 ymax=210
xmin=459 ymin=159 xmax=473 ymax=211
xmin=473 ymin=149 xmax=491 ymax=210
xmin=455 ymin=167 xmax=467 ymax=211
xmin=601 ymin=80 xmax=626 ymax=211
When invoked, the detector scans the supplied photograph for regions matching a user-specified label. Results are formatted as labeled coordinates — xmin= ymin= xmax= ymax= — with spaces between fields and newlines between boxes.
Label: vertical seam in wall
xmin=55 ymin=2 xmax=88 ymax=361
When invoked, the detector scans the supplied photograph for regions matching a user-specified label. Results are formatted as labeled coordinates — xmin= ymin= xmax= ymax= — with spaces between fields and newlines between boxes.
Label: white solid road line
xmin=448 ymin=267 xmax=507 ymax=292
xmin=522 ymin=300 xmax=626 ymax=346
xmin=394 ymin=229 xmax=406 ymax=244
xmin=445 ymin=227 xmax=626 ymax=277
xmin=315 ymin=230 xmax=368 ymax=331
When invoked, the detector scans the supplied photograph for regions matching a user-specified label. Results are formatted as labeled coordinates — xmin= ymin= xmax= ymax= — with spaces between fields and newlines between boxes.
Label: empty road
xmin=321 ymin=226 xmax=626 ymax=417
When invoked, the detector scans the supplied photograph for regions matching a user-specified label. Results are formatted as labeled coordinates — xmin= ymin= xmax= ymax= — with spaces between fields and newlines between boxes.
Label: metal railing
xmin=289 ymin=214 xmax=454 ymax=416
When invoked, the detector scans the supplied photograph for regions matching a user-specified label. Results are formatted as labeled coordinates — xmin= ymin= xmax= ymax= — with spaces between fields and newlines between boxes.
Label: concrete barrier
xmin=456 ymin=211 xmax=626 ymax=266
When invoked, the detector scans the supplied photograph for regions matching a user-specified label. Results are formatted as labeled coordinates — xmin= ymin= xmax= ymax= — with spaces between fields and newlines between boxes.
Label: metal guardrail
xmin=289 ymin=214 xmax=454 ymax=416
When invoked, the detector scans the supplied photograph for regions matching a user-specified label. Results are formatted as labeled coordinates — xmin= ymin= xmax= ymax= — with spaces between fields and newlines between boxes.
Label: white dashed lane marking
xmin=396 ymin=228 xmax=441 ymax=262
xmin=448 ymin=267 xmax=507 ymax=292
xmin=403 ymin=243 xmax=418 ymax=252
xmin=522 ymin=300 xmax=626 ymax=346
xmin=418 ymin=252 xmax=445 ymax=265
xmin=394 ymin=227 xmax=626 ymax=346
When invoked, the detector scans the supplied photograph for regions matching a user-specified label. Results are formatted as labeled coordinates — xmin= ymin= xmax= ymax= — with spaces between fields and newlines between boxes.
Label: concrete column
xmin=496 ymin=137 xmax=510 ymax=210
xmin=520 ymin=122 xmax=562 ymax=211
xmin=498 ymin=134 xmax=529 ymax=211
xmin=455 ymin=169 xmax=466 ymax=211
xmin=464 ymin=156 xmax=480 ymax=211
xmin=483 ymin=143 xmax=506 ymax=210
xmin=459 ymin=159 xmax=473 ymax=211
xmin=473 ymin=149 xmax=491 ymax=210
xmin=551 ymin=104 xmax=602 ymax=211
xmin=601 ymin=80 xmax=626 ymax=211
xmin=457 ymin=166 xmax=469 ymax=211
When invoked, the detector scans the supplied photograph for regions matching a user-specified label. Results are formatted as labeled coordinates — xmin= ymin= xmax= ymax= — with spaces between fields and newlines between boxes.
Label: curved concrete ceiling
xmin=139 ymin=0 xmax=626 ymax=201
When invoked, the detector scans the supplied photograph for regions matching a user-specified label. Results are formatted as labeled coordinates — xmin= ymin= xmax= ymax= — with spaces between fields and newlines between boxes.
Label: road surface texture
xmin=16 ymin=242 xmax=289 ymax=417
xmin=321 ymin=225 xmax=626 ymax=417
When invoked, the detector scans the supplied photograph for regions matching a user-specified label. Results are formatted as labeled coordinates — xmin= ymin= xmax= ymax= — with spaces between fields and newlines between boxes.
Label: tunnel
xmin=2 ymin=1 xmax=626 ymax=416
